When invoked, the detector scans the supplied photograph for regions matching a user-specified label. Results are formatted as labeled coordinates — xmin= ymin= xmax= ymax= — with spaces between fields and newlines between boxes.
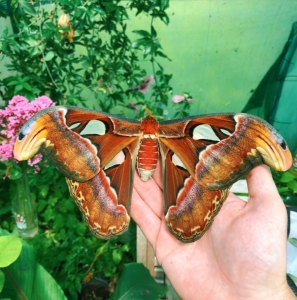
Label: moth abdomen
xmin=137 ymin=138 xmax=159 ymax=181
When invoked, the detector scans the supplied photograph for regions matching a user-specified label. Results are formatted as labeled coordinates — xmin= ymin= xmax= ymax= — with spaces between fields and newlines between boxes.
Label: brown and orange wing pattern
xmin=14 ymin=106 xmax=141 ymax=238
xmin=158 ymin=113 xmax=292 ymax=242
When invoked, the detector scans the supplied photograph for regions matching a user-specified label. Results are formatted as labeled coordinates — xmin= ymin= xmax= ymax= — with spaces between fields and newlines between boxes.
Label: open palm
xmin=131 ymin=165 xmax=295 ymax=300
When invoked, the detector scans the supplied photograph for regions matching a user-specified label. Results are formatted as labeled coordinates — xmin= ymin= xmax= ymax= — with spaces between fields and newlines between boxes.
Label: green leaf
xmin=1 ymin=240 xmax=67 ymax=299
xmin=14 ymin=84 xmax=23 ymax=94
xmin=0 ymin=236 xmax=22 ymax=268
xmin=17 ymin=0 xmax=36 ymax=16
xmin=121 ymin=244 xmax=130 ymax=252
xmin=43 ymin=51 xmax=55 ymax=61
xmin=0 ymin=269 xmax=5 ymax=293
xmin=93 ymin=6 xmax=106 ymax=15
xmin=277 ymin=186 xmax=289 ymax=194
xmin=6 ymin=80 xmax=19 ymax=86
xmin=143 ymin=44 xmax=152 ymax=56
xmin=25 ymin=38 xmax=39 ymax=47
xmin=156 ymin=50 xmax=171 ymax=61
xmin=288 ymin=237 xmax=297 ymax=247
xmin=9 ymin=164 xmax=22 ymax=180
xmin=0 ymin=0 xmax=11 ymax=17
xmin=109 ymin=263 xmax=167 ymax=300
xmin=151 ymin=26 xmax=157 ymax=38
xmin=160 ymin=0 xmax=169 ymax=11
xmin=131 ymin=38 xmax=147 ymax=48
xmin=112 ymin=249 xmax=122 ymax=265
xmin=38 ymin=184 xmax=49 ymax=198
xmin=279 ymin=172 xmax=296 ymax=183
xmin=21 ymin=82 xmax=32 ymax=91
xmin=133 ymin=30 xmax=150 ymax=37
xmin=287 ymin=180 xmax=297 ymax=192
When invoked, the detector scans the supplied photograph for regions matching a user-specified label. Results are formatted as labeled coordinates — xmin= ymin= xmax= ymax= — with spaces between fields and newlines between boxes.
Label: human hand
xmin=131 ymin=164 xmax=296 ymax=300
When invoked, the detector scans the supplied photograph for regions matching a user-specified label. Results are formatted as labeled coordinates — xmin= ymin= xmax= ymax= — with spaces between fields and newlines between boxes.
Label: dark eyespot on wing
xmin=18 ymin=131 xmax=25 ymax=141
xmin=280 ymin=140 xmax=287 ymax=150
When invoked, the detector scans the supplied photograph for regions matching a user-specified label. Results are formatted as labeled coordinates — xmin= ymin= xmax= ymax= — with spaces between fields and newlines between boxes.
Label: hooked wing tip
xmin=275 ymin=143 xmax=293 ymax=171
xmin=13 ymin=121 xmax=48 ymax=161
xmin=256 ymin=137 xmax=292 ymax=172
xmin=13 ymin=130 xmax=29 ymax=161
xmin=13 ymin=133 xmax=46 ymax=161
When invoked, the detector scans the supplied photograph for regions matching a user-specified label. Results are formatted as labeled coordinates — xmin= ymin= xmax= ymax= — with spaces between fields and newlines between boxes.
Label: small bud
xmin=58 ymin=13 xmax=70 ymax=27
xmin=58 ymin=13 xmax=74 ymax=43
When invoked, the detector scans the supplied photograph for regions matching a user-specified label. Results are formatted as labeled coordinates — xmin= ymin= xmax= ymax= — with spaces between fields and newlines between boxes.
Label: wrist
xmin=241 ymin=284 xmax=296 ymax=300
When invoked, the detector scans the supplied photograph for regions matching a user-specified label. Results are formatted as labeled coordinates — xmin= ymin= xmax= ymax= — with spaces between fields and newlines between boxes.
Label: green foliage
xmin=109 ymin=263 xmax=167 ymax=300
xmin=0 ymin=229 xmax=67 ymax=299
xmin=0 ymin=0 xmax=12 ymax=18
xmin=272 ymin=169 xmax=297 ymax=206
xmin=0 ymin=0 xmax=190 ymax=118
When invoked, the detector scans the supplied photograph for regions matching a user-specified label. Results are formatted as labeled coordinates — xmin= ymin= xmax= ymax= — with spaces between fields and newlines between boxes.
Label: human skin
xmin=131 ymin=164 xmax=296 ymax=300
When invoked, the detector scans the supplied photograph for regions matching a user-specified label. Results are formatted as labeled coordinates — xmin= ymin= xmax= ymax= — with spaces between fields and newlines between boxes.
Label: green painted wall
xmin=127 ymin=0 xmax=297 ymax=115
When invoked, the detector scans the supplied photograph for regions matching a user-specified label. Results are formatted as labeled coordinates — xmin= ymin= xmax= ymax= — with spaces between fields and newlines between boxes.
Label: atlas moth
xmin=14 ymin=106 xmax=292 ymax=242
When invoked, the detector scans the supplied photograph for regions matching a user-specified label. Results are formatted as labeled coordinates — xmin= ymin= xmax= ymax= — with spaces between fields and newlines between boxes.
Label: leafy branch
xmin=0 ymin=0 xmax=173 ymax=119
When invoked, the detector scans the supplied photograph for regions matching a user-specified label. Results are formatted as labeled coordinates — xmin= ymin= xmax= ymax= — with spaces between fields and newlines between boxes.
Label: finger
xmin=131 ymin=187 xmax=162 ymax=245
xmin=245 ymin=165 xmax=288 ymax=249
xmin=133 ymin=167 xmax=164 ymax=219
xmin=245 ymin=165 xmax=285 ymax=215
xmin=152 ymin=160 xmax=163 ymax=189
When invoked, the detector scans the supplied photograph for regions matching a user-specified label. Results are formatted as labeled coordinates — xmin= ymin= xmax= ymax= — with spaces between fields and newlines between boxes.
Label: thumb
xmin=246 ymin=164 xmax=282 ymax=206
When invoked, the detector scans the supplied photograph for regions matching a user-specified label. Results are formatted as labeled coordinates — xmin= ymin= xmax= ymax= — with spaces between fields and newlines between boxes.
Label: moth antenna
xmin=142 ymin=106 xmax=162 ymax=120
xmin=143 ymin=106 xmax=153 ymax=116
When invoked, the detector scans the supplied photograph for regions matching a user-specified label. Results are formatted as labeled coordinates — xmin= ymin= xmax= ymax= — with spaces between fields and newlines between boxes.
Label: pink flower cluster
xmin=0 ymin=95 xmax=54 ymax=166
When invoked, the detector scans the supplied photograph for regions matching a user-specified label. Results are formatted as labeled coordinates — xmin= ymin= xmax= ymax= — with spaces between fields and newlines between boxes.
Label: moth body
xmin=137 ymin=116 xmax=160 ymax=181
xmin=137 ymin=137 xmax=159 ymax=181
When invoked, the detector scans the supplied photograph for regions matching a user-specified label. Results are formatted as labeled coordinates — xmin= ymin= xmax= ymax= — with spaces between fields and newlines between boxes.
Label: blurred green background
xmin=1 ymin=0 xmax=296 ymax=147
xmin=127 ymin=1 xmax=297 ymax=112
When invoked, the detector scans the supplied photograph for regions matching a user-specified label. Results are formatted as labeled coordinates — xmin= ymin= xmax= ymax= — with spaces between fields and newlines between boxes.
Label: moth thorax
xmin=137 ymin=137 xmax=159 ymax=181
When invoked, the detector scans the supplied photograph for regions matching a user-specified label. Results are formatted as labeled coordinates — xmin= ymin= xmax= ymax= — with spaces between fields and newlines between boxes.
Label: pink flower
xmin=0 ymin=95 xmax=54 ymax=166
xmin=138 ymin=75 xmax=154 ymax=94
xmin=172 ymin=95 xmax=193 ymax=103
xmin=172 ymin=95 xmax=185 ymax=103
